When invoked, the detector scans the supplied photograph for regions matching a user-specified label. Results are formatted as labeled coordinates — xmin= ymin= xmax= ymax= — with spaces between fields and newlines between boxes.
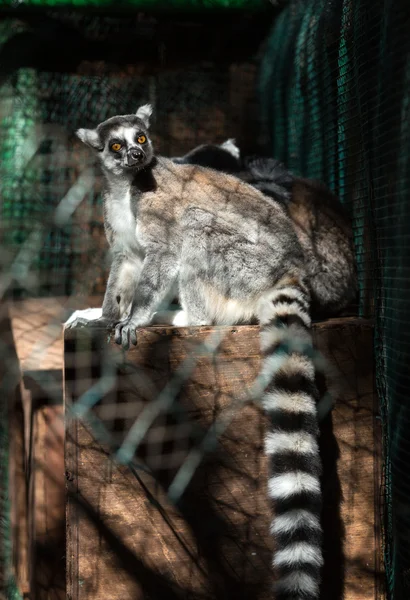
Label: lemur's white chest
xmin=106 ymin=189 xmax=142 ymax=254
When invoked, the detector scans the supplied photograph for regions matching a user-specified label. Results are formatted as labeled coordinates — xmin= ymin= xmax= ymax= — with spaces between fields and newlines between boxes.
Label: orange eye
xmin=111 ymin=143 xmax=122 ymax=152
xmin=137 ymin=135 xmax=146 ymax=144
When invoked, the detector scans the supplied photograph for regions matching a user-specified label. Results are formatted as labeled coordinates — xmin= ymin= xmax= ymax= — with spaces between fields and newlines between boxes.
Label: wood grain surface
xmin=64 ymin=318 xmax=383 ymax=600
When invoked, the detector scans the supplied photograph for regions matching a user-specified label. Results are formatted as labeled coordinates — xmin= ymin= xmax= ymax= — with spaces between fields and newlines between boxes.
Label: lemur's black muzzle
xmin=126 ymin=147 xmax=145 ymax=167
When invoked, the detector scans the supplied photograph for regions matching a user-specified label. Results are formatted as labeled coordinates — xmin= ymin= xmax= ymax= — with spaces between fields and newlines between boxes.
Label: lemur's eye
xmin=137 ymin=135 xmax=146 ymax=144
xmin=111 ymin=143 xmax=122 ymax=152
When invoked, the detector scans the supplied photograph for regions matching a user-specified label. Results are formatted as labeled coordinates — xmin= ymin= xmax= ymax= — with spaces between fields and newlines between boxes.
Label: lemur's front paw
xmin=114 ymin=318 xmax=138 ymax=350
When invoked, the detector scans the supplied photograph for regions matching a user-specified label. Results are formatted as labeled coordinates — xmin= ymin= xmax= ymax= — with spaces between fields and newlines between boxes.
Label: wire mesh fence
xmin=260 ymin=1 xmax=410 ymax=598
xmin=1 ymin=0 xmax=407 ymax=598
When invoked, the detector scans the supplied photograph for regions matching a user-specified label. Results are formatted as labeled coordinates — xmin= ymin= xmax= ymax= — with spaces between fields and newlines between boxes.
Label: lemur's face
xmin=76 ymin=104 xmax=154 ymax=176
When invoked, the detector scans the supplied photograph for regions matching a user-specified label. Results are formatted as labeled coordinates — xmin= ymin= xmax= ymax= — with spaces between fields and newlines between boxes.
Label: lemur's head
xmin=76 ymin=104 xmax=154 ymax=176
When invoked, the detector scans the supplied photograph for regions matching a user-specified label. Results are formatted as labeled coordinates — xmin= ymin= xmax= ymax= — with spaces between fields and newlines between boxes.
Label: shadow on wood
xmin=64 ymin=319 xmax=382 ymax=600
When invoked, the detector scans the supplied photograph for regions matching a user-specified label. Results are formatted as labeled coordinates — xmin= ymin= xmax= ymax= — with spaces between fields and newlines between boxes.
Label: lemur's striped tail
xmin=257 ymin=279 xmax=323 ymax=600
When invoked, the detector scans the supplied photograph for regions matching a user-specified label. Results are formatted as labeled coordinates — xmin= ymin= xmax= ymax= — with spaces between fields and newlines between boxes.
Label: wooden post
xmin=0 ymin=303 xmax=28 ymax=597
xmin=23 ymin=372 xmax=66 ymax=600
xmin=64 ymin=318 xmax=383 ymax=600
xmin=9 ymin=297 xmax=102 ymax=600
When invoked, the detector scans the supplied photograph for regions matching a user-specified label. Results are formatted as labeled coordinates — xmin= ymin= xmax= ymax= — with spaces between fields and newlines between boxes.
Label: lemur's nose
xmin=127 ymin=147 xmax=144 ymax=166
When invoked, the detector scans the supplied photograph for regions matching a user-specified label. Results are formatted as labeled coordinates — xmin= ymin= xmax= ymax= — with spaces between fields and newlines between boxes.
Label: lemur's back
xmin=140 ymin=156 xmax=303 ymax=248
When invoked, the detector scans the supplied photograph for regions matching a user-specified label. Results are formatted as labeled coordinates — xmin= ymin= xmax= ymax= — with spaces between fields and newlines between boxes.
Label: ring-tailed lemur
xmin=69 ymin=104 xmax=326 ymax=600
xmin=173 ymin=141 xmax=357 ymax=319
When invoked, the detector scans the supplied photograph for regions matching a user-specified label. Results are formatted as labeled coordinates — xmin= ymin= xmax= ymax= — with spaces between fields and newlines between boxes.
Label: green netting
xmin=0 ymin=0 xmax=266 ymax=10
xmin=2 ymin=0 xmax=410 ymax=597
xmin=260 ymin=0 xmax=410 ymax=597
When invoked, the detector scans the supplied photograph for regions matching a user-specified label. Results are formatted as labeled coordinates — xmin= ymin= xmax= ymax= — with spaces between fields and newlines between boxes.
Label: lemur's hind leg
xmin=151 ymin=308 xmax=190 ymax=327
xmin=178 ymin=280 xmax=212 ymax=326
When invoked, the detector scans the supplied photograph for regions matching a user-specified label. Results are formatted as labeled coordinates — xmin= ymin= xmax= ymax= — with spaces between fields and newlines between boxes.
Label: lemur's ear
xmin=76 ymin=128 xmax=103 ymax=150
xmin=135 ymin=104 xmax=153 ymax=128
xmin=220 ymin=139 xmax=240 ymax=160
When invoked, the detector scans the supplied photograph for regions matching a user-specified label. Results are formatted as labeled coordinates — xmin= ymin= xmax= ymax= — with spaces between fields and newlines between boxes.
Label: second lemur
xmin=174 ymin=141 xmax=357 ymax=318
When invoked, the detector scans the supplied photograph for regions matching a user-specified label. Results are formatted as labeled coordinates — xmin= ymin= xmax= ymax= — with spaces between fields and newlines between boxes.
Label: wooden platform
xmin=9 ymin=297 xmax=102 ymax=372
xmin=8 ymin=297 xmax=102 ymax=600
xmin=64 ymin=318 xmax=383 ymax=600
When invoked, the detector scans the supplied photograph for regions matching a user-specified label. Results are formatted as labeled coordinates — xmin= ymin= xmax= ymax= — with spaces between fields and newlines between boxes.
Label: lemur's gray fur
xmin=174 ymin=141 xmax=357 ymax=318
xmin=70 ymin=104 xmax=327 ymax=600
